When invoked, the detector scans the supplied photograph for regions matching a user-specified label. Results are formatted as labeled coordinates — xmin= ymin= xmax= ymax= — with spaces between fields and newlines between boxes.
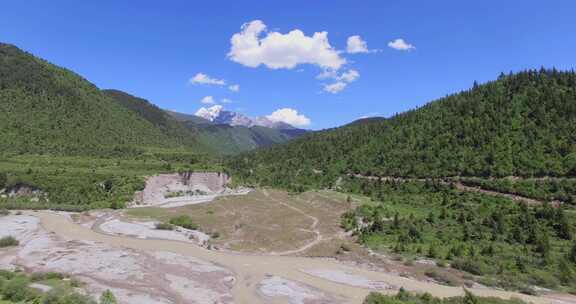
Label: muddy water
xmin=33 ymin=211 xmax=556 ymax=304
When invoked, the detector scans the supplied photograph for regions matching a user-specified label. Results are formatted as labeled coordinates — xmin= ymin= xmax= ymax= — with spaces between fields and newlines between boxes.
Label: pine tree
xmin=392 ymin=212 xmax=400 ymax=230
xmin=0 ymin=172 xmax=6 ymax=189
xmin=569 ymin=241 xmax=576 ymax=264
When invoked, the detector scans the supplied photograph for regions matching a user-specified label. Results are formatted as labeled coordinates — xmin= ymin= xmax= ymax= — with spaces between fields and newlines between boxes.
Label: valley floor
xmin=2 ymin=189 xmax=575 ymax=304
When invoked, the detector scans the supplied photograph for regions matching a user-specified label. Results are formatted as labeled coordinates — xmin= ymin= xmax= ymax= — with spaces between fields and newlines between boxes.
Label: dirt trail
xmin=349 ymin=174 xmax=562 ymax=206
xmin=453 ymin=182 xmax=551 ymax=205
xmin=262 ymin=189 xmax=324 ymax=256
xmin=32 ymin=211 xmax=564 ymax=304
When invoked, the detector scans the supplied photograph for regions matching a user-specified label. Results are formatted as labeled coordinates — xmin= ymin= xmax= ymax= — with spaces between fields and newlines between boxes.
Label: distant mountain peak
xmin=195 ymin=105 xmax=223 ymax=121
xmin=194 ymin=105 xmax=296 ymax=130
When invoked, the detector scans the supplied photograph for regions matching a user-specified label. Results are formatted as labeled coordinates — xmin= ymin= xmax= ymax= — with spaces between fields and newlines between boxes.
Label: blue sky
xmin=1 ymin=1 xmax=575 ymax=129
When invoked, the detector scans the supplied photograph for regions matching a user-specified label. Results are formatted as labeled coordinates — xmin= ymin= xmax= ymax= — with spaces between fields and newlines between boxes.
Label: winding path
xmin=31 ymin=211 xmax=566 ymax=304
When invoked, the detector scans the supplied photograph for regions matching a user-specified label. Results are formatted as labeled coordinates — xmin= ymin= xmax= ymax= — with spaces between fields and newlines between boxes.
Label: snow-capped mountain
xmin=195 ymin=105 xmax=296 ymax=129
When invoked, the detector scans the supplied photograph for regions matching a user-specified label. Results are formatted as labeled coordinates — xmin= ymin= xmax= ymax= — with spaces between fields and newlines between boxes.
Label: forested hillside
xmin=228 ymin=69 xmax=576 ymax=189
xmin=102 ymin=89 xmax=204 ymax=148
xmin=0 ymin=43 xmax=189 ymax=156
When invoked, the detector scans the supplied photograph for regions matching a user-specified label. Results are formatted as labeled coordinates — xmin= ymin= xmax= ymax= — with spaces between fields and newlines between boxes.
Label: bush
xmin=100 ymin=290 xmax=117 ymax=304
xmin=30 ymin=271 xmax=64 ymax=282
xmin=451 ymin=259 xmax=489 ymax=276
xmin=1 ymin=276 xmax=34 ymax=302
xmin=46 ymin=290 xmax=96 ymax=304
xmin=424 ymin=270 xmax=459 ymax=286
xmin=155 ymin=223 xmax=174 ymax=230
xmin=169 ymin=215 xmax=198 ymax=230
xmin=0 ymin=236 xmax=19 ymax=247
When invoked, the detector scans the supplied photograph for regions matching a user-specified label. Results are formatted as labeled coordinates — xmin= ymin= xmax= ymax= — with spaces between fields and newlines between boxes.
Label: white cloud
xmin=228 ymin=84 xmax=240 ymax=92
xmin=321 ymin=69 xmax=360 ymax=94
xmin=266 ymin=108 xmax=311 ymax=127
xmin=346 ymin=35 xmax=369 ymax=54
xmin=228 ymin=20 xmax=345 ymax=70
xmin=339 ymin=69 xmax=360 ymax=83
xmin=323 ymin=81 xmax=348 ymax=94
xmin=190 ymin=73 xmax=226 ymax=86
xmin=388 ymin=38 xmax=415 ymax=51
xmin=316 ymin=69 xmax=338 ymax=80
xmin=200 ymin=96 xmax=215 ymax=104
xmin=221 ymin=98 xmax=233 ymax=103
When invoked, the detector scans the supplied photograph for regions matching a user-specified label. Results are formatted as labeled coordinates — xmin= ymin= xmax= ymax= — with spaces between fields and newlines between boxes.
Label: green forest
xmin=228 ymin=69 xmax=576 ymax=191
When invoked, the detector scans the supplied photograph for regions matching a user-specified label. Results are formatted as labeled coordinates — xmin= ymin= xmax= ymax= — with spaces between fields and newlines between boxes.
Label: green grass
xmin=125 ymin=207 xmax=172 ymax=221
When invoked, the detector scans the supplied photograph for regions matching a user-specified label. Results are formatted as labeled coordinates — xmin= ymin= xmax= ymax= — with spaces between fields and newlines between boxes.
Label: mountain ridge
xmin=194 ymin=105 xmax=298 ymax=130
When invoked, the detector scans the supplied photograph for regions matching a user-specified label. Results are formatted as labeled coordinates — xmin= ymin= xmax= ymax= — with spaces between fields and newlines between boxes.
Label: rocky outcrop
xmin=179 ymin=171 xmax=229 ymax=192
xmin=130 ymin=172 xmax=238 ymax=207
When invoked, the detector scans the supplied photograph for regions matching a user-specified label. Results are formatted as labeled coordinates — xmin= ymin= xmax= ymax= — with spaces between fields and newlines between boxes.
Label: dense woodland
xmin=228 ymin=70 xmax=576 ymax=190
xmin=341 ymin=177 xmax=576 ymax=292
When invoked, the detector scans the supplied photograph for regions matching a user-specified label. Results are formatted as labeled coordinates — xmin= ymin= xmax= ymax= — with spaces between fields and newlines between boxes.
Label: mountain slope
xmin=228 ymin=69 xmax=576 ymax=189
xmin=0 ymin=43 xmax=187 ymax=156
xmin=102 ymin=89 xmax=204 ymax=149
xmin=102 ymin=90 xmax=307 ymax=155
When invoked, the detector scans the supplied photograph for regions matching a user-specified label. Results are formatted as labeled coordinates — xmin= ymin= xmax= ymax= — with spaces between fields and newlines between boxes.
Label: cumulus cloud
xmin=200 ymin=96 xmax=215 ymax=104
xmin=346 ymin=35 xmax=369 ymax=53
xmin=190 ymin=73 xmax=226 ymax=86
xmin=339 ymin=69 xmax=360 ymax=82
xmin=228 ymin=84 xmax=240 ymax=92
xmin=388 ymin=38 xmax=415 ymax=51
xmin=228 ymin=20 xmax=345 ymax=70
xmin=321 ymin=69 xmax=360 ymax=94
xmin=323 ymin=81 xmax=348 ymax=94
xmin=266 ymin=108 xmax=311 ymax=127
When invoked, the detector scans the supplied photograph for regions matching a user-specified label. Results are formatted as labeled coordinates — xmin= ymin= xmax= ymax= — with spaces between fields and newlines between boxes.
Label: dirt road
xmin=32 ymin=211 xmax=563 ymax=304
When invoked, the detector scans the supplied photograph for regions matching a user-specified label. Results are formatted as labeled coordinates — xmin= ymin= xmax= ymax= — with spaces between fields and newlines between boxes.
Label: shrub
xmin=155 ymin=223 xmax=174 ymax=230
xmin=424 ymin=270 xmax=459 ymax=286
xmin=30 ymin=271 xmax=64 ymax=282
xmin=451 ymin=259 xmax=489 ymax=276
xmin=1 ymin=276 xmax=33 ymax=302
xmin=40 ymin=285 xmax=97 ymax=304
xmin=436 ymin=260 xmax=448 ymax=268
xmin=100 ymin=290 xmax=117 ymax=304
xmin=0 ymin=236 xmax=19 ymax=248
xmin=169 ymin=215 xmax=198 ymax=230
